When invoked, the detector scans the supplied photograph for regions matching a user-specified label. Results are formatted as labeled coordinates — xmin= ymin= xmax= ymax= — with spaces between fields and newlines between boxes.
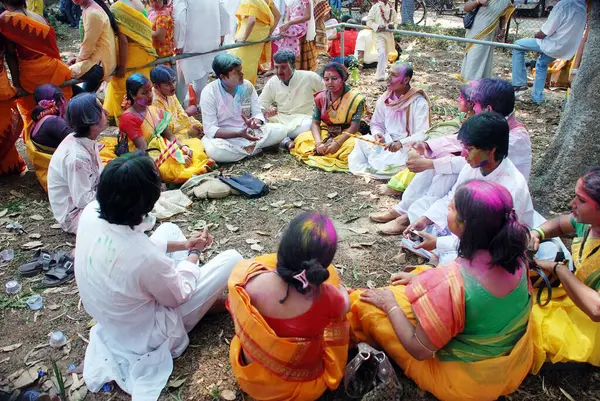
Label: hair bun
xmin=301 ymin=259 xmax=330 ymax=287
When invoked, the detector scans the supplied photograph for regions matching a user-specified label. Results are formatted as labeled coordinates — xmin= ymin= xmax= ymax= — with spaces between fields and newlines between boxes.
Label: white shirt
xmin=174 ymin=0 xmax=229 ymax=82
xmin=201 ymin=79 xmax=265 ymax=139
xmin=258 ymin=70 xmax=324 ymax=117
xmin=370 ymin=92 xmax=430 ymax=144
xmin=75 ymin=201 xmax=202 ymax=398
xmin=366 ymin=1 xmax=397 ymax=32
xmin=537 ymin=0 xmax=587 ymax=60
xmin=47 ymin=134 xmax=103 ymax=234
xmin=425 ymin=158 xmax=535 ymax=231
xmin=354 ymin=29 xmax=378 ymax=64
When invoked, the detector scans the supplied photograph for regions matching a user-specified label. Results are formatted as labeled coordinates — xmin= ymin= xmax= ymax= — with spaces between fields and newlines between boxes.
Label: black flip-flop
xmin=41 ymin=255 xmax=75 ymax=287
xmin=19 ymin=250 xmax=55 ymax=277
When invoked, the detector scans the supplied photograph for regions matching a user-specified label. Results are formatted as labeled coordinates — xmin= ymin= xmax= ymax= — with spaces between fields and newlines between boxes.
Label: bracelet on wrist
xmin=387 ymin=305 xmax=399 ymax=315
xmin=533 ymin=227 xmax=546 ymax=241
xmin=188 ymin=248 xmax=201 ymax=257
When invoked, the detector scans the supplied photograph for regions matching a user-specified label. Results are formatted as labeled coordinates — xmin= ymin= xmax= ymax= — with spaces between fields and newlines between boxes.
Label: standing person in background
xmin=229 ymin=0 xmax=278 ymax=84
xmin=68 ymin=0 xmax=117 ymax=94
xmin=102 ymin=0 xmax=157 ymax=120
xmin=26 ymin=0 xmax=42 ymax=15
xmin=148 ymin=0 xmax=174 ymax=60
xmin=366 ymin=0 xmax=397 ymax=81
xmin=174 ymin=0 xmax=229 ymax=106
xmin=511 ymin=0 xmax=587 ymax=103
xmin=272 ymin=0 xmax=317 ymax=71
xmin=313 ymin=0 xmax=331 ymax=54
xmin=460 ymin=0 xmax=513 ymax=81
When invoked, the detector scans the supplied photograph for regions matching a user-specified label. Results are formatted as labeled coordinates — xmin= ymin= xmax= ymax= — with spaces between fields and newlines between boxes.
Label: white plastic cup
xmin=48 ymin=331 xmax=67 ymax=348
xmin=26 ymin=294 xmax=43 ymax=310
xmin=5 ymin=280 xmax=21 ymax=295
xmin=0 ymin=249 xmax=14 ymax=262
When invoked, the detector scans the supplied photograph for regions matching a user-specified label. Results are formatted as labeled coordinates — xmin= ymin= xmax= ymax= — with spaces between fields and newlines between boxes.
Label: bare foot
xmin=377 ymin=184 xmax=403 ymax=198
xmin=378 ymin=215 xmax=409 ymax=236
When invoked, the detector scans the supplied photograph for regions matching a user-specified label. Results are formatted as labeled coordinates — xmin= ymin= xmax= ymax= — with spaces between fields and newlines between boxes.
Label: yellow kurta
xmin=229 ymin=0 xmax=275 ymax=84
xmin=531 ymin=231 xmax=600 ymax=372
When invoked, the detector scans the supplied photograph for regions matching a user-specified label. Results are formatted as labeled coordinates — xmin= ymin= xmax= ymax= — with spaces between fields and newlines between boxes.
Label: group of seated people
xmin=72 ymin=144 xmax=600 ymax=400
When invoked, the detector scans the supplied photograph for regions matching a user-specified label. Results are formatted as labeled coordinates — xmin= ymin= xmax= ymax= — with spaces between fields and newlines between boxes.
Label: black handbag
xmin=115 ymin=130 xmax=129 ymax=157
xmin=463 ymin=5 xmax=480 ymax=29
xmin=218 ymin=172 xmax=269 ymax=199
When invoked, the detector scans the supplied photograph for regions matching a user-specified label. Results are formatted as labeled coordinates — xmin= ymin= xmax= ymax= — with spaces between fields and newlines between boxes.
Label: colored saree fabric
xmin=531 ymin=222 xmax=600 ymax=372
xmin=117 ymin=105 xmax=213 ymax=183
xmin=0 ymin=12 xmax=72 ymax=189
xmin=152 ymin=87 xmax=201 ymax=138
xmin=290 ymin=87 xmax=364 ymax=172
xmin=229 ymin=0 xmax=275 ymax=84
xmin=228 ymin=253 xmax=349 ymax=401
xmin=348 ymin=263 xmax=533 ymax=401
xmin=0 ymin=59 xmax=26 ymax=176
xmin=103 ymin=1 xmax=157 ymax=119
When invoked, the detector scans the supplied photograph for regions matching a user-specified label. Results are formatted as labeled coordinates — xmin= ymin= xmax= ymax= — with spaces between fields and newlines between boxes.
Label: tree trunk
xmin=529 ymin=0 xmax=600 ymax=215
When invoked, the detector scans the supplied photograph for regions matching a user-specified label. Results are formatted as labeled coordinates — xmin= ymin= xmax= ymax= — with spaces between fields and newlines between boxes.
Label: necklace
xmin=379 ymin=3 xmax=393 ymax=24
xmin=327 ymin=91 xmax=342 ymax=119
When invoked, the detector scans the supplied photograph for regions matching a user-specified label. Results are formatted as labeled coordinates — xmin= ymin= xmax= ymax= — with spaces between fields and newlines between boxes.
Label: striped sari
xmin=228 ymin=254 xmax=349 ymax=401
xmin=348 ymin=261 xmax=533 ymax=401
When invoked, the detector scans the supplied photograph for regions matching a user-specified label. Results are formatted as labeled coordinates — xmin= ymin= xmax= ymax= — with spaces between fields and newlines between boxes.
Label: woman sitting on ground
xmin=348 ymin=180 xmax=533 ymax=400
xmin=150 ymin=65 xmax=203 ymax=139
xmin=228 ymin=212 xmax=350 ymax=401
xmin=529 ymin=166 xmax=600 ymax=372
xmin=117 ymin=73 xmax=214 ymax=183
xmin=47 ymin=93 xmax=106 ymax=234
xmin=31 ymin=84 xmax=72 ymax=150
xmin=290 ymin=62 xmax=365 ymax=172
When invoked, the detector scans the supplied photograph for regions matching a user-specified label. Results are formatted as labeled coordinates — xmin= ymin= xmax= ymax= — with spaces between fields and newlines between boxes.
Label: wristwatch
xmin=188 ymin=249 xmax=201 ymax=257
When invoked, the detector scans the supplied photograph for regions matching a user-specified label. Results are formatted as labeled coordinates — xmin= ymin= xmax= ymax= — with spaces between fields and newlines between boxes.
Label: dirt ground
xmin=1 ymin=19 xmax=599 ymax=401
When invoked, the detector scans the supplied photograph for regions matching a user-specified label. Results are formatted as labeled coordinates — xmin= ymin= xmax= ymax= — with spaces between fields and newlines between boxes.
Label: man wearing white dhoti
xmin=348 ymin=62 xmax=429 ymax=179
xmin=200 ymin=54 xmax=288 ymax=163
xmin=174 ymin=0 xmax=230 ymax=105
xmin=366 ymin=0 xmax=397 ymax=81
xmin=75 ymin=152 xmax=243 ymax=400
xmin=258 ymin=50 xmax=324 ymax=144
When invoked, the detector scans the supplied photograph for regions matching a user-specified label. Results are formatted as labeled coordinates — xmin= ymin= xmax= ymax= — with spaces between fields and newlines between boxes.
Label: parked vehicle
xmin=513 ymin=0 xmax=559 ymax=18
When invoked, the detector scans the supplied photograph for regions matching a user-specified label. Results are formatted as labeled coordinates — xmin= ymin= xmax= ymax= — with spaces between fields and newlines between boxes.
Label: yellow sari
xmin=531 ymin=223 xmax=600 ymax=372
xmin=151 ymin=87 xmax=201 ymax=139
xmin=348 ymin=264 xmax=533 ymax=401
xmin=228 ymin=254 xmax=349 ymax=401
xmin=103 ymin=1 xmax=157 ymax=119
xmin=229 ymin=0 xmax=275 ymax=84
xmin=114 ymin=105 xmax=213 ymax=183
xmin=291 ymin=87 xmax=365 ymax=172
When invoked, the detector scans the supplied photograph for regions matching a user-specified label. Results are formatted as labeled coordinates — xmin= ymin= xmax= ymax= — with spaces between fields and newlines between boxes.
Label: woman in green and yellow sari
xmin=529 ymin=166 xmax=600 ymax=372
xmin=348 ymin=180 xmax=534 ymax=401
xmin=115 ymin=73 xmax=214 ymax=184
xmin=103 ymin=0 xmax=157 ymax=119
xmin=229 ymin=0 xmax=279 ymax=85
xmin=291 ymin=62 xmax=364 ymax=172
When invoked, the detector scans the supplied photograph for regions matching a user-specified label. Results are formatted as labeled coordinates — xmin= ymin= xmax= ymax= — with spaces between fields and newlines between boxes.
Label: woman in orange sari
xmin=228 ymin=212 xmax=350 ymax=401
xmin=349 ymin=180 xmax=534 ymax=401
xmin=0 ymin=35 xmax=26 ymax=176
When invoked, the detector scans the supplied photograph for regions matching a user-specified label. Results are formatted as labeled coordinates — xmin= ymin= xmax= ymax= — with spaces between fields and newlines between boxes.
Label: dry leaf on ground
xmin=326 ymin=192 xmax=338 ymax=199
xmin=0 ymin=343 xmax=22 ymax=352
xmin=225 ymin=224 xmax=239 ymax=232
xmin=221 ymin=389 xmax=236 ymax=400
xmin=30 ymin=215 xmax=44 ymax=221
xmin=250 ymin=244 xmax=264 ymax=252
xmin=22 ymin=241 xmax=43 ymax=250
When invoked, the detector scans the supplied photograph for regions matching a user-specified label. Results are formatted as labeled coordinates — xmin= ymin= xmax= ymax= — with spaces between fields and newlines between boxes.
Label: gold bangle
xmin=387 ymin=305 xmax=398 ymax=315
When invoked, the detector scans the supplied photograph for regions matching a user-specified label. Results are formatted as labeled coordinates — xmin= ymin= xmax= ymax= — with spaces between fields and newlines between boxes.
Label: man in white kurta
xmin=348 ymin=63 xmax=430 ymax=179
xmin=76 ymin=201 xmax=243 ymax=400
xmin=48 ymin=133 xmax=103 ymax=234
xmin=201 ymin=54 xmax=288 ymax=163
xmin=366 ymin=0 xmax=397 ymax=80
xmin=258 ymin=50 xmax=324 ymax=139
xmin=174 ymin=0 xmax=230 ymax=105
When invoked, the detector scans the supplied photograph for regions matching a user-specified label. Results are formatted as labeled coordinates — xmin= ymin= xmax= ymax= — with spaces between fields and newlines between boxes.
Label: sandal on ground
xmin=369 ymin=209 xmax=401 ymax=223
xmin=377 ymin=216 xmax=409 ymax=235
xmin=19 ymin=250 xmax=55 ymax=277
xmin=41 ymin=255 xmax=75 ymax=287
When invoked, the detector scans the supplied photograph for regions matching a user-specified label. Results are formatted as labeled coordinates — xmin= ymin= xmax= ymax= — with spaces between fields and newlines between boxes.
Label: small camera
xmin=408 ymin=230 xmax=424 ymax=243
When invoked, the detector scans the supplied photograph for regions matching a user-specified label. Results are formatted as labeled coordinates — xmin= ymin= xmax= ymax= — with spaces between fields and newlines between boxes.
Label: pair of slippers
xmin=19 ymin=250 xmax=75 ymax=287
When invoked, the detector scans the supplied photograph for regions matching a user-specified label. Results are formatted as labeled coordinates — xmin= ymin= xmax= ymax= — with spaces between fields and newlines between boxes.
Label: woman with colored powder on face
xmin=227 ymin=211 xmax=350 ymax=401
xmin=290 ymin=61 xmax=365 ymax=172
xmin=348 ymin=180 xmax=534 ymax=400
xmin=115 ymin=73 xmax=214 ymax=183
xmin=529 ymin=166 xmax=600 ymax=372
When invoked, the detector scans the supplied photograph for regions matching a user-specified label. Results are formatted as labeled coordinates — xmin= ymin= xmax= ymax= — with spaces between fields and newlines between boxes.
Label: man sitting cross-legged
xmin=150 ymin=65 xmax=203 ymax=139
xmin=348 ymin=62 xmax=430 ymax=179
xmin=75 ymin=151 xmax=243 ymax=399
xmin=258 ymin=49 xmax=324 ymax=150
xmin=200 ymin=54 xmax=288 ymax=163
xmin=371 ymin=78 xmax=532 ymax=235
